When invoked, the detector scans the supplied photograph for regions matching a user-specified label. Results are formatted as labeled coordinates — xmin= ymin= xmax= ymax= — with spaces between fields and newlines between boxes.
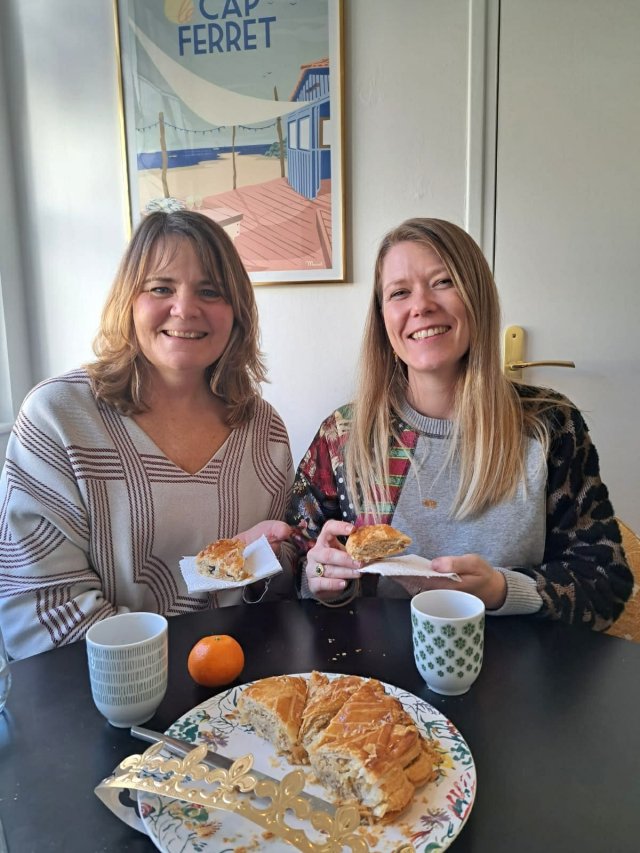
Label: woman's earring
xmin=393 ymin=351 xmax=399 ymax=363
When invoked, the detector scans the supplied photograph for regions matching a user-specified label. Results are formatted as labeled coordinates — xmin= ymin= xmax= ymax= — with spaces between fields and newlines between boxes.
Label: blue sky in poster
xmin=127 ymin=0 xmax=331 ymax=151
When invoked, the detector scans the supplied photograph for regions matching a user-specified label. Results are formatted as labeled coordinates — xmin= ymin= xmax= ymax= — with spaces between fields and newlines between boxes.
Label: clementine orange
xmin=187 ymin=634 xmax=245 ymax=687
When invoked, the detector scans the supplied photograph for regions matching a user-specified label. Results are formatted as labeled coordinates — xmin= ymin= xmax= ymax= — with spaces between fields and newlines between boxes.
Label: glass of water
xmin=0 ymin=626 xmax=11 ymax=713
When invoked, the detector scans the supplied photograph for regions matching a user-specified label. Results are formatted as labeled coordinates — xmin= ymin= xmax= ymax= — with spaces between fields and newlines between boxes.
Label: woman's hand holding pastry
xmin=395 ymin=554 xmax=507 ymax=609
xmin=306 ymin=520 xmax=362 ymax=597
xmin=237 ymin=520 xmax=293 ymax=556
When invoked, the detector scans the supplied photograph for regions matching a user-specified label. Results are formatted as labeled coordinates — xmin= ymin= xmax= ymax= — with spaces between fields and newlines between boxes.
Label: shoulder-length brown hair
xmin=346 ymin=217 xmax=552 ymax=519
xmin=86 ymin=211 xmax=266 ymax=427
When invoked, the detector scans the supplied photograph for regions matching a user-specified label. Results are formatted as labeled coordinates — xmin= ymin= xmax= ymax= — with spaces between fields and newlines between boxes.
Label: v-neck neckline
xmin=124 ymin=415 xmax=237 ymax=476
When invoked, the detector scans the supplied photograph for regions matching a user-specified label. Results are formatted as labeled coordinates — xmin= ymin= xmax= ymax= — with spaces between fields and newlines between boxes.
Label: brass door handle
xmin=507 ymin=360 xmax=576 ymax=371
xmin=503 ymin=326 xmax=576 ymax=380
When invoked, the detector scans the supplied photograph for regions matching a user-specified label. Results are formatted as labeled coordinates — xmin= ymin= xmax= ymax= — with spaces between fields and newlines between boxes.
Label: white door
xmin=493 ymin=0 xmax=640 ymax=530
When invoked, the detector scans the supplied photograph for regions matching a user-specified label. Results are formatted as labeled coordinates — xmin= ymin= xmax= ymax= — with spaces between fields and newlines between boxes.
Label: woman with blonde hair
xmin=0 ymin=211 xmax=293 ymax=660
xmin=287 ymin=218 xmax=632 ymax=627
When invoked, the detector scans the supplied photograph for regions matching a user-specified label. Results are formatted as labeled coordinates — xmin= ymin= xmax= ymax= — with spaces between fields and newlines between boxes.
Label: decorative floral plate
xmin=138 ymin=674 xmax=476 ymax=852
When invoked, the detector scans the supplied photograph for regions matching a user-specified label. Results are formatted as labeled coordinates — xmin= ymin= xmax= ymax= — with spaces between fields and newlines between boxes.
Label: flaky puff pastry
xmin=307 ymin=679 xmax=438 ymax=820
xmin=195 ymin=538 xmax=247 ymax=581
xmin=238 ymin=675 xmax=308 ymax=764
xmin=345 ymin=524 xmax=411 ymax=564
xmin=299 ymin=671 xmax=366 ymax=751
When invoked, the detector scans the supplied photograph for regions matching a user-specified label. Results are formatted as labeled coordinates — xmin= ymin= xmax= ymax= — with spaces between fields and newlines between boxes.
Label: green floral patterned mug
xmin=411 ymin=590 xmax=485 ymax=696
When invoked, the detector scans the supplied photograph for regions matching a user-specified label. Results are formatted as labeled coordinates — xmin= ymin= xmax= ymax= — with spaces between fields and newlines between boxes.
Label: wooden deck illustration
xmin=201 ymin=177 xmax=332 ymax=272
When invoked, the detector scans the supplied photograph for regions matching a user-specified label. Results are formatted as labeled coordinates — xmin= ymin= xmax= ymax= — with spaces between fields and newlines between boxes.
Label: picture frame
xmin=115 ymin=0 xmax=345 ymax=285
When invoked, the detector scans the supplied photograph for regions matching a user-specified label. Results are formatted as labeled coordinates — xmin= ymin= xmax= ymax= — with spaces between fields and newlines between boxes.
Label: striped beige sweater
xmin=0 ymin=369 xmax=293 ymax=659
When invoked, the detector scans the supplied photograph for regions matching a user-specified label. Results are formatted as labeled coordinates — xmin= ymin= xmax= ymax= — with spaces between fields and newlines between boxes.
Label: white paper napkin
xmin=357 ymin=553 xmax=461 ymax=581
xmin=179 ymin=535 xmax=282 ymax=593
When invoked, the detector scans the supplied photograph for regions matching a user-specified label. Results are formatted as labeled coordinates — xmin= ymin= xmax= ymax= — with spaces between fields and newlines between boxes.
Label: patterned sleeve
xmin=285 ymin=412 xmax=349 ymax=594
xmin=0 ymin=393 xmax=118 ymax=660
xmin=524 ymin=401 xmax=632 ymax=629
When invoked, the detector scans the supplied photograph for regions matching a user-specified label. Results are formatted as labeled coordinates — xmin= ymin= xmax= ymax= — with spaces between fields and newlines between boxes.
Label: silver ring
xmin=315 ymin=563 xmax=325 ymax=577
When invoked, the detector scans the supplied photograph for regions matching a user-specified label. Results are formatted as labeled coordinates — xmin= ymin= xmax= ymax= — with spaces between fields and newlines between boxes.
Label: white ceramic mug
xmin=411 ymin=590 xmax=485 ymax=696
xmin=86 ymin=612 xmax=168 ymax=727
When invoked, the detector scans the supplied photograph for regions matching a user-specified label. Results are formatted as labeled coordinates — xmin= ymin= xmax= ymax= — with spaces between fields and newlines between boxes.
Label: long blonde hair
xmin=86 ymin=211 xmax=266 ymax=427
xmin=345 ymin=218 xmax=552 ymax=519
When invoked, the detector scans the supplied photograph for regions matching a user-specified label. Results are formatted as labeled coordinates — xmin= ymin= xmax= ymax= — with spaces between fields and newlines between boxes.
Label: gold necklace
xmin=411 ymin=444 xmax=439 ymax=509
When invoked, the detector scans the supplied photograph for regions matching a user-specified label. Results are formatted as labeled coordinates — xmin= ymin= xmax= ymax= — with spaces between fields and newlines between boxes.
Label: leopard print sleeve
xmin=525 ymin=396 xmax=632 ymax=629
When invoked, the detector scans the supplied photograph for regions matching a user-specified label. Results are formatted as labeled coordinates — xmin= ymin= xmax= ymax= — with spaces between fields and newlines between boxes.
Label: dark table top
xmin=1 ymin=598 xmax=640 ymax=852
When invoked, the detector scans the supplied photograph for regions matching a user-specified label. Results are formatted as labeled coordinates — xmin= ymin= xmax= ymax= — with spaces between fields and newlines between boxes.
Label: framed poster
xmin=115 ymin=0 xmax=345 ymax=284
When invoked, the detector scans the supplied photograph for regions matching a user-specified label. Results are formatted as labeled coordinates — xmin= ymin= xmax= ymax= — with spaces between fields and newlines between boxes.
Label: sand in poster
xmin=137 ymin=154 xmax=284 ymax=211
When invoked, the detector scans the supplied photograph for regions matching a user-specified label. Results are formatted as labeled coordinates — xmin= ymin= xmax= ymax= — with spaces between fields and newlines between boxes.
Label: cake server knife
xmin=130 ymin=725 xmax=335 ymax=816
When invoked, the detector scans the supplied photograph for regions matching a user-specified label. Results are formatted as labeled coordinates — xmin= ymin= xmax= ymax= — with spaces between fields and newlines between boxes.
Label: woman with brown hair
xmin=0 ymin=211 xmax=293 ymax=659
xmin=288 ymin=218 xmax=632 ymax=628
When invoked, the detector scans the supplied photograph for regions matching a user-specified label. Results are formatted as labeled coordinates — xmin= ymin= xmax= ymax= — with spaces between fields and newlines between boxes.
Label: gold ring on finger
xmin=315 ymin=563 xmax=325 ymax=577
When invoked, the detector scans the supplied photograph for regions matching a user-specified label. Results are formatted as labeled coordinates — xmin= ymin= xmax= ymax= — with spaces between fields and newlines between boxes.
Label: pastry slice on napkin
xmin=195 ymin=538 xmax=247 ymax=581
xmin=345 ymin=524 xmax=411 ymax=563
xmin=180 ymin=535 xmax=282 ymax=593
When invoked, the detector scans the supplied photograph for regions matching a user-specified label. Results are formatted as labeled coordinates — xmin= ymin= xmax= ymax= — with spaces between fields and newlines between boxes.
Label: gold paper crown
xmin=99 ymin=742 xmax=417 ymax=852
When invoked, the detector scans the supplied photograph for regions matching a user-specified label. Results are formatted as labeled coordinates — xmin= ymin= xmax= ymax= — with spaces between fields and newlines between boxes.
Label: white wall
xmin=1 ymin=1 xmax=129 ymax=367
xmin=0 ymin=11 xmax=33 ymax=457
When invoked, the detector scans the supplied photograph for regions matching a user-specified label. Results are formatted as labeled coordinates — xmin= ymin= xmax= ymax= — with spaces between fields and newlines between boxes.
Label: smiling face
xmin=380 ymin=241 xmax=470 ymax=399
xmin=132 ymin=236 xmax=234 ymax=384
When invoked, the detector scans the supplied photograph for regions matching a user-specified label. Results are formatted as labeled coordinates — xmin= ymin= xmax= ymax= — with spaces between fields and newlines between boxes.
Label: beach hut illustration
xmin=286 ymin=59 xmax=331 ymax=201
